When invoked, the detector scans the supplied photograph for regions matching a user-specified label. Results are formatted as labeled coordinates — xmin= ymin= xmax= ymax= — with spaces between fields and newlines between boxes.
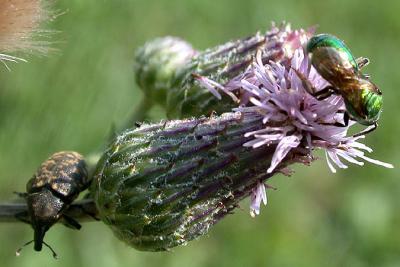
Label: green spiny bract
xmin=165 ymin=32 xmax=268 ymax=119
xmin=91 ymin=112 xmax=309 ymax=251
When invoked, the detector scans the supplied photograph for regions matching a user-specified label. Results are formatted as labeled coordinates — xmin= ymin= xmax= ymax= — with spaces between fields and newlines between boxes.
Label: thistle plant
xmin=91 ymin=44 xmax=392 ymax=251
xmin=0 ymin=21 xmax=394 ymax=256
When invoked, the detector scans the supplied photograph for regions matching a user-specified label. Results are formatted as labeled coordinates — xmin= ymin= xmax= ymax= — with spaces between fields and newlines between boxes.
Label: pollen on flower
xmin=196 ymin=36 xmax=393 ymax=215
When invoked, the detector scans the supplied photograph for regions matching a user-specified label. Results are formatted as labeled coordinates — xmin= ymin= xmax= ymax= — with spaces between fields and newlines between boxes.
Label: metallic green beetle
xmin=299 ymin=33 xmax=382 ymax=136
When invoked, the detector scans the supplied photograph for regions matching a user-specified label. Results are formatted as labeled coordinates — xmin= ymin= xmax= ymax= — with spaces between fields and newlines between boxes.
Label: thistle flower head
xmin=196 ymin=46 xmax=393 ymax=215
xmin=265 ymin=21 xmax=314 ymax=60
xmin=134 ymin=22 xmax=314 ymax=118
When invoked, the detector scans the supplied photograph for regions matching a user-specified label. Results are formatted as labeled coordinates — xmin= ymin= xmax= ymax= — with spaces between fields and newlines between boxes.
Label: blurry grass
xmin=0 ymin=0 xmax=399 ymax=266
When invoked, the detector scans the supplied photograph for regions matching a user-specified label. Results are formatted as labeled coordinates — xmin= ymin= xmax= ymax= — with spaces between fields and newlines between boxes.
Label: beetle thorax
xmin=27 ymin=189 xmax=64 ymax=225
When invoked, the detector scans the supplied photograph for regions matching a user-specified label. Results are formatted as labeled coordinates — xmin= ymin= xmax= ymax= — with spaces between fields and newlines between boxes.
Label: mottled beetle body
xmin=303 ymin=33 xmax=383 ymax=133
xmin=25 ymin=151 xmax=89 ymax=252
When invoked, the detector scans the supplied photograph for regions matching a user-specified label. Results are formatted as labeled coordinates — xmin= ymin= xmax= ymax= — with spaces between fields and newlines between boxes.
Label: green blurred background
xmin=0 ymin=0 xmax=399 ymax=266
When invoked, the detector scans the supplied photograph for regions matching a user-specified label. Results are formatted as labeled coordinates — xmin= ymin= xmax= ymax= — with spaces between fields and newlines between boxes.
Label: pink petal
xmin=267 ymin=135 xmax=301 ymax=173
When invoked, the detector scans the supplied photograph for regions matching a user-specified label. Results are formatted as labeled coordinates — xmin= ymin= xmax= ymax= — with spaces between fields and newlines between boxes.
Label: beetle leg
xmin=334 ymin=111 xmax=378 ymax=137
xmin=62 ymin=215 xmax=82 ymax=230
xmin=313 ymin=86 xmax=337 ymax=100
xmin=78 ymin=205 xmax=100 ymax=221
xmin=15 ymin=211 xmax=30 ymax=224
xmin=334 ymin=110 xmax=349 ymax=127
xmin=343 ymin=112 xmax=350 ymax=126
xmin=356 ymin=57 xmax=370 ymax=69
xmin=319 ymin=110 xmax=350 ymax=127
xmin=292 ymin=68 xmax=317 ymax=95
xmin=335 ymin=110 xmax=350 ymax=127
xmin=292 ymin=68 xmax=337 ymax=100
xmin=80 ymin=193 xmax=100 ymax=220
xmin=13 ymin=192 xmax=28 ymax=198
xmin=362 ymin=73 xmax=370 ymax=80
xmin=352 ymin=122 xmax=378 ymax=138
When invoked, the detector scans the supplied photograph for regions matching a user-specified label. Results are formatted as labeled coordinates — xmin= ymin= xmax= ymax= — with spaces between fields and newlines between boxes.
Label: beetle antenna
xmin=15 ymin=240 xmax=34 ymax=256
xmin=42 ymin=241 xmax=58 ymax=259
xmin=15 ymin=240 xmax=58 ymax=259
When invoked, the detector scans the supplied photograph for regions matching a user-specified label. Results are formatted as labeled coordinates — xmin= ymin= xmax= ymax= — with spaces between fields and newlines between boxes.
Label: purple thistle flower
xmin=250 ymin=181 xmax=267 ymax=217
xmin=196 ymin=47 xmax=393 ymax=216
xmin=195 ymin=22 xmax=314 ymax=103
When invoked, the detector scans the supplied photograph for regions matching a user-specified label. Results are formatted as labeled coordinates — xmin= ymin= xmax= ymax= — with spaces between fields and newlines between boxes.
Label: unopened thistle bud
xmin=134 ymin=37 xmax=197 ymax=107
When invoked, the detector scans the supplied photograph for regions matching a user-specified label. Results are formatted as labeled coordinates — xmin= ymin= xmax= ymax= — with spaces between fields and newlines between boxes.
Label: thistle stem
xmin=124 ymin=96 xmax=153 ymax=130
xmin=0 ymin=199 xmax=98 ymax=223
xmin=0 ymin=75 xmax=150 ymax=226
